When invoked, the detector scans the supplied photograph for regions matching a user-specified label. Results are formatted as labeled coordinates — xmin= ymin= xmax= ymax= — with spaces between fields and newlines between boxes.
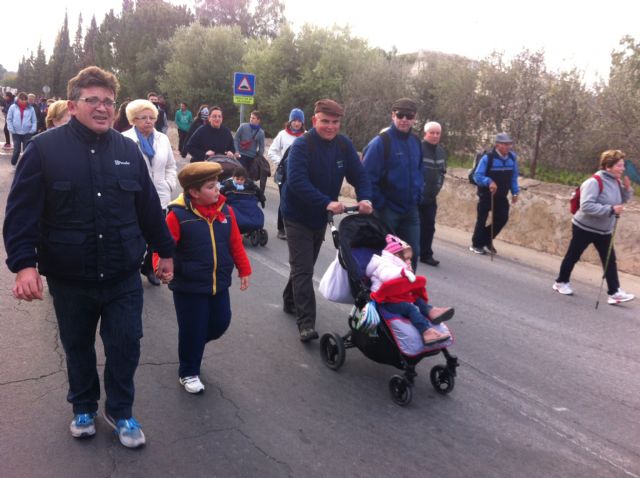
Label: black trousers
xmin=556 ymin=224 xmax=619 ymax=295
xmin=471 ymin=194 xmax=509 ymax=248
xmin=177 ymin=129 xmax=188 ymax=155
xmin=418 ymin=201 xmax=437 ymax=259
xmin=3 ymin=121 xmax=10 ymax=144
xmin=283 ymin=218 xmax=326 ymax=329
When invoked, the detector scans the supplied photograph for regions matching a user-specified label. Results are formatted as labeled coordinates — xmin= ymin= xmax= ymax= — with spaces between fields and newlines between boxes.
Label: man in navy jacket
xmin=363 ymin=98 xmax=424 ymax=270
xmin=281 ymin=99 xmax=373 ymax=342
xmin=3 ymin=66 xmax=175 ymax=449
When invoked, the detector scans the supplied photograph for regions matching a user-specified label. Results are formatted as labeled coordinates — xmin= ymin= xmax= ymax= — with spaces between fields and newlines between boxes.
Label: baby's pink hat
xmin=384 ymin=234 xmax=410 ymax=254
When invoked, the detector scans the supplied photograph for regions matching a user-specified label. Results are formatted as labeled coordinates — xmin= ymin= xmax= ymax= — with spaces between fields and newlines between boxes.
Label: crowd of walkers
xmin=1 ymin=64 xmax=637 ymax=451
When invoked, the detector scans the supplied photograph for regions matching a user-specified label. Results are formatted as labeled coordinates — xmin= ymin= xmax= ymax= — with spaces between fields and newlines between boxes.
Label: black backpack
xmin=274 ymin=132 xmax=348 ymax=186
xmin=468 ymin=150 xmax=495 ymax=185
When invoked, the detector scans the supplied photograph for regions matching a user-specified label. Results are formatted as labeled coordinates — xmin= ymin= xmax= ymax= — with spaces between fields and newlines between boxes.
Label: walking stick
xmin=490 ymin=192 xmax=495 ymax=262
xmin=595 ymin=214 xmax=620 ymax=309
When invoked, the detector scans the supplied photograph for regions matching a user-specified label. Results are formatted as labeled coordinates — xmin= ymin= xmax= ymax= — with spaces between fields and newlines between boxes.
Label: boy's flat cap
xmin=178 ymin=161 xmax=223 ymax=189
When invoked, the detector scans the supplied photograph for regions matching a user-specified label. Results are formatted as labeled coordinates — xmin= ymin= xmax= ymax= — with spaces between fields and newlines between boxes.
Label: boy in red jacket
xmin=156 ymin=162 xmax=251 ymax=394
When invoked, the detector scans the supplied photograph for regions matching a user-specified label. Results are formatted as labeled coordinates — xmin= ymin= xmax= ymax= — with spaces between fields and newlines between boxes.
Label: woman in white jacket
xmin=122 ymin=99 xmax=177 ymax=285
xmin=267 ymin=108 xmax=305 ymax=239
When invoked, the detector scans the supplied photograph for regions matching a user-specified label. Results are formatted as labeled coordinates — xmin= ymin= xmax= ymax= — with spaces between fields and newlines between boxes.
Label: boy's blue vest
xmin=168 ymin=200 xmax=234 ymax=295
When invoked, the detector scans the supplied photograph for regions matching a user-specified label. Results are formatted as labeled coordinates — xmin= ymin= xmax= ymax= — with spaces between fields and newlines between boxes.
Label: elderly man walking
xmin=281 ymin=99 xmax=373 ymax=342
xmin=363 ymin=98 xmax=423 ymax=270
xmin=470 ymin=132 xmax=520 ymax=255
xmin=419 ymin=121 xmax=447 ymax=266
xmin=3 ymin=66 xmax=175 ymax=449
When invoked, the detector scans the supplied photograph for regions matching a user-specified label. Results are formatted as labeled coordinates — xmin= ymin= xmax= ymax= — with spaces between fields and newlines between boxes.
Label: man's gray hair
xmin=424 ymin=121 xmax=441 ymax=132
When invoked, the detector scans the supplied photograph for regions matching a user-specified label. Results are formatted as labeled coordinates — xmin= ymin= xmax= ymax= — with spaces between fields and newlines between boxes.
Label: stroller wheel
xmin=259 ymin=229 xmax=268 ymax=246
xmin=319 ymin=333 xmax=346 ymax=371
xmin=389 ymin=375 xmax=412 ymax=406
xmin=249 ymin=230 xmax=260 ymax=246
xmin=430 ymin=364 xmax=455 ymax=395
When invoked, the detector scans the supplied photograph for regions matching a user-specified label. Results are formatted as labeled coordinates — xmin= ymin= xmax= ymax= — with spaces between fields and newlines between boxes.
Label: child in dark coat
xmin=156 ymin=162 xmax=251 ymax=394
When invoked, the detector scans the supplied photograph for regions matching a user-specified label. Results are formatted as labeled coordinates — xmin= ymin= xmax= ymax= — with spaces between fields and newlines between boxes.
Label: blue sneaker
xmin=70 ymin=412 xmax=97 ymax=438
xmin=103 ymin=413 xmax=146 ymax=448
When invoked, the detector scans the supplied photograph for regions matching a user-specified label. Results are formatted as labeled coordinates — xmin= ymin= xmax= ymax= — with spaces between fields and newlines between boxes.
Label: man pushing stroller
xmin=366 ymin=234 xmax=453 ymax=345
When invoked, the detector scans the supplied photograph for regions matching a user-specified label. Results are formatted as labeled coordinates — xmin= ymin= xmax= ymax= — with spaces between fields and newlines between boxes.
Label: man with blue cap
xmin=470 ymin=132 xmax=520 ymax=255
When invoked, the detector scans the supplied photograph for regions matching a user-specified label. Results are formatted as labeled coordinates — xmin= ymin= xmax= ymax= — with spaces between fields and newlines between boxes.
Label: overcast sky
xmin=2 ymin=0 xmax=639 ymax=85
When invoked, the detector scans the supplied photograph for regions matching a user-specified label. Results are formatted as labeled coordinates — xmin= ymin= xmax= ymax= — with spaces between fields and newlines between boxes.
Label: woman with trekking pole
xmin=553 ymin=149 xmax=634 ymax=305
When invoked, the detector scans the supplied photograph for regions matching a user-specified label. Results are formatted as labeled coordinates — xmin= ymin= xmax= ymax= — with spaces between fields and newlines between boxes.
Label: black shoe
xmin=145 ymin=271 xmax=161 ymax=286
xmin=299 ymin=328 xmax=319 ymax=343
xmin=420 ymin=256 xmax=440 ymax=266
xmin=277 ymin=230 xmax=287 ymax=240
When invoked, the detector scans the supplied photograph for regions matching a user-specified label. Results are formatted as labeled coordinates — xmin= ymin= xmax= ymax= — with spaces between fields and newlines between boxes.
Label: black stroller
xmin=319 ymin=209 xmax=459 ymax=405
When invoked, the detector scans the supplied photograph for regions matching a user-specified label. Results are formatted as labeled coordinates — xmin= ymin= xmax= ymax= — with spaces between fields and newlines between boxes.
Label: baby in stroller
xmin=366 ymin=234 xmax=453 ymax=345
xmin=220 ymin=166 xmax=266 ymax=207
xmin=220 ymin=166 xmax=268 ymax=246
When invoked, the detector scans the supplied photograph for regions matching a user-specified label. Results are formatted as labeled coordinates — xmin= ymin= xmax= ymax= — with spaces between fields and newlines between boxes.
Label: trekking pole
xmin=490 ymin=192 xmax=495 ymax=262
xmin=595 ymin=214 xmax=620 ymax=309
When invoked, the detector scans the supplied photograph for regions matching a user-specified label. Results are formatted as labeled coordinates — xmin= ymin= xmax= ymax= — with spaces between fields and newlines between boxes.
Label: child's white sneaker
xmin=179 ymin=376 xmax=205 ymax=394
xmin=608 ymin=288 xmax=634 ymax=305
xmin=552 ymin=282 xmax=573 ymax=295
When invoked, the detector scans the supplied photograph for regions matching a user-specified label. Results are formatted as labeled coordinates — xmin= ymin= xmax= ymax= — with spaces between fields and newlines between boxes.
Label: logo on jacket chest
xmin=115 ymin=160 xmax=131 ymax=166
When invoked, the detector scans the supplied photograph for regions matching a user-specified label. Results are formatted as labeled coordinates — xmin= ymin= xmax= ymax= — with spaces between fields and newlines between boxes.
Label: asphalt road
xmin=1 ymin=148 xmax=639 ymax=478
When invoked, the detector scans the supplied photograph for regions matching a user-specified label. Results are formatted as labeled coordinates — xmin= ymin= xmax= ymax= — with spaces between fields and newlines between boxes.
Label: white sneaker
xmin=553 ymin=282 xmax=573 ymax=295
xmin=608 ymin=288 xmax=635 ymax=305
xmin=179 ymin=376 xmax=205 ymax=394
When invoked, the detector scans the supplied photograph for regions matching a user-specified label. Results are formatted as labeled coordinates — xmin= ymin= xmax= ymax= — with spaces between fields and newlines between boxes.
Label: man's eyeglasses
xmin=134 ymin=115 xmax=156 ymax=122
xmin=77 ymin=97 xmax=117 ymax=109
xmin=395 ymin=112 xmax=415 ymax=120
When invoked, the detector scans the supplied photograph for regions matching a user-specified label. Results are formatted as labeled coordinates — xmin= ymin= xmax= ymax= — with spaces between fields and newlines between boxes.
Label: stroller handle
xmin=328 ymin=206 xmax=360 ymax=248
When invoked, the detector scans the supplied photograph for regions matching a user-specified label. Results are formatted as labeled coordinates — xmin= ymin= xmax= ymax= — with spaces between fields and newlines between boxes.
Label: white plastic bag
xmin=319 ymin=252 xmax=353 ymax=304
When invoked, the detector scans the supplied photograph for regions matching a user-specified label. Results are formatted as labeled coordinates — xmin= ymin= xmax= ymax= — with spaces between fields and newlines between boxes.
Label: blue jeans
xmin=382 ymin=297 xmax=433 ymax=334
xmin=11 ymin=133 xmax=32 ymax=165
xmin=173 ymin=289 xmax=231 ymax=377
xmin=47 ymin=273 xmax=143 ymax=420
xmin=378 ymin=206 xmax=420 ymax=270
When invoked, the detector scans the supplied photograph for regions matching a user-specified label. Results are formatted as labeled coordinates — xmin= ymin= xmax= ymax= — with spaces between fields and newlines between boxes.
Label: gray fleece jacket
xmin=572 ymin=170 xmax=632 ymax=234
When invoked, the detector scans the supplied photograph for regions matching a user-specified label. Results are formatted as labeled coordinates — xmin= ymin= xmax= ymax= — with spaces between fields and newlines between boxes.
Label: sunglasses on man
xmin=394 ymin=112 xmax=415 ymax=120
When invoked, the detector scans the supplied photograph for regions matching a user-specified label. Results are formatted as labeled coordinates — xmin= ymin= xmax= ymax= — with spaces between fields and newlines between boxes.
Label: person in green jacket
xmin=175 ymin=102 xmax=193 ymax=155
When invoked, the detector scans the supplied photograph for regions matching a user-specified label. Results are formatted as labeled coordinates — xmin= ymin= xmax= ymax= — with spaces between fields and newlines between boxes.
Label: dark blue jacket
xmin=185 ymin=123 xmax=235 ymax=162
xmin=281 ymin=128 xmax=372 ymax=230
xmin=473 ymin=149 xmax=519 ymax=198
xmin=168 ymin=195 xmax=235 ymax=295
xmin=3 ymin=117 xmax=175 ymax=283
xmin=362 ymin=124 xmax=423 ymax=213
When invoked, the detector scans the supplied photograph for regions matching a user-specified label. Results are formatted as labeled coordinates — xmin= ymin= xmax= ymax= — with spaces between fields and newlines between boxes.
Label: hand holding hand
xmin=157 ymin=257 xmax=174 ymax=284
